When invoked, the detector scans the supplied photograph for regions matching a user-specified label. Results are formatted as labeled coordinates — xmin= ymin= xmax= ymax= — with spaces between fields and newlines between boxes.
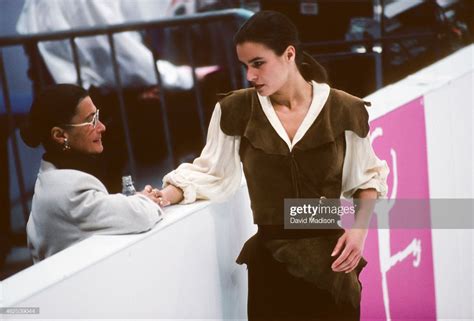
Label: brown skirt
xmin=240 ymin=227 xmax=365 ymax=321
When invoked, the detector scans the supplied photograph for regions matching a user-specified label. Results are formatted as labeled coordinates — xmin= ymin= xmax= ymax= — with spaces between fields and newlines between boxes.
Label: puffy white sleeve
xmin=341 ymin=131 xmax=389 ymax=199
xmin=162 ymin=103 xmax=242 ymax=204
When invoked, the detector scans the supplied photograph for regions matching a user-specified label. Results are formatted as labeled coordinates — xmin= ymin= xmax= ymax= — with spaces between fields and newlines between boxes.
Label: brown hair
xmin=20 ymin=84 xmax=88 ymax=151
xmin=234 ymin=10 xmax=327 ymax=83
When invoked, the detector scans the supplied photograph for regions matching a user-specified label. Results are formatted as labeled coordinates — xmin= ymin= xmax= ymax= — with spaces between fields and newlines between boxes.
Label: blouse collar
xmin=256 ymin=80 xmax=330 ymax=151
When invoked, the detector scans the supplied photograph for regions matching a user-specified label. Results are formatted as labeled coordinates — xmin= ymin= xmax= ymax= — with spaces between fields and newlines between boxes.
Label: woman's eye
xmin=253 ymin=61 xmax=264 ymax=68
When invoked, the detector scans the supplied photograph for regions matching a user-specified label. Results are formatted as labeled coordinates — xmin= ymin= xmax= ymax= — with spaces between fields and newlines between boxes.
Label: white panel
xmin=430 ymin=229 xmax=473 ymax=320
xmin=424 ymin=69 xmax=473 ymax=320
xmin=2 ymin=186 xmax=256 ymax=319
xmin=424 ymin=72 xmax=473 ymax=198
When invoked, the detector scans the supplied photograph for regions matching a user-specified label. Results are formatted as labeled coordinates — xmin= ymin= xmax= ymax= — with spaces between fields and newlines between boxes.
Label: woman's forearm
xmin=352 ymin=188 xmax=377 ymax=229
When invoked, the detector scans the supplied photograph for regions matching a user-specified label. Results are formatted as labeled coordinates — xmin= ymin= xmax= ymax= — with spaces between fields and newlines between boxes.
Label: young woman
xmin=21 ymin=84 xmax=164 ymax=263
xmin=157 ymin=11 xmax=388 ymax=320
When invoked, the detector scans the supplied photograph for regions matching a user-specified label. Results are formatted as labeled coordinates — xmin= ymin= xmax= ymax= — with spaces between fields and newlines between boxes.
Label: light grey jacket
xmin=27 ymin=160 xmax=162 ymax=263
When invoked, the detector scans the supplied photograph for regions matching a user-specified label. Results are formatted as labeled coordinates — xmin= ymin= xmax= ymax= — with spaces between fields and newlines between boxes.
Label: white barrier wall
xmin=1 ymin=185 xmax=256 ymax=320
xmin=424 ymin=71 xmax=473 ymax=320
xmin=365 ymin=44 xmax=473 ymax=321
xmin=1 ymin=45 xmax=472 ymax=321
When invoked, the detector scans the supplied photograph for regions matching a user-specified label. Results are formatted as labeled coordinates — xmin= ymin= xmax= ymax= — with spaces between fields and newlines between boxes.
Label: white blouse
xmin=163 ymin=81 xmax=389 ymax=203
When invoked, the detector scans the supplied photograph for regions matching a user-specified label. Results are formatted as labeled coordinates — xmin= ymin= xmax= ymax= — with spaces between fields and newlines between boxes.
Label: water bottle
xmin=122 ymin=175 xmax=137 ymax=196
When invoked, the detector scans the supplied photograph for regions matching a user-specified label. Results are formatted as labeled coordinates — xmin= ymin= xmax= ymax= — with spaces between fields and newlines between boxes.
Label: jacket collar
xmin=243 ymin=87 xmax=369 ymax=156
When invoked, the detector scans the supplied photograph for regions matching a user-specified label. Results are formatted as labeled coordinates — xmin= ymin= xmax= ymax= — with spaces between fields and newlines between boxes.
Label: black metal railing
xmin=302 ymin=30 xmax=441 ymax=90
xmin=0 ymin=9 xmax=254 ymax=226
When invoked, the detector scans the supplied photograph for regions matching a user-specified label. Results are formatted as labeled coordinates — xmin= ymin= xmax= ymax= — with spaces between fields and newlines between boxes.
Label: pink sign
xmin=360 ymin=97 xmax=436 ymax=320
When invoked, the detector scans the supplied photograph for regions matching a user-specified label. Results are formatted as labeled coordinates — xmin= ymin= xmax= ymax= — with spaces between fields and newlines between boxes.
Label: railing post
xmin=106 ymin=32 xmax=137 ymax=178
xmin=69 ymin=37 xmax=83 ymax=87
xmin=184 ymin=25 xmax=207 ymax=145
xmin=220 ymin=19 xmax=239 ymax=90
xmin=374 ymin=0 xmax=384 ymax=89
xmin=150 ymin=38 xmax=176 ymax=169
xmin=232 ymin=14 xmax=251 ymax=88
xmin=31 ymin=41 xmax=46 ymax=93
xmin=0 ymin=49 xmax=30 ymax=224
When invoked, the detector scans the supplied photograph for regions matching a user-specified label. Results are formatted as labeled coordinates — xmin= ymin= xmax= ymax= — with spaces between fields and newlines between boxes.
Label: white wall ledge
xmin=1 ymin=184 xmax=256 ymax=319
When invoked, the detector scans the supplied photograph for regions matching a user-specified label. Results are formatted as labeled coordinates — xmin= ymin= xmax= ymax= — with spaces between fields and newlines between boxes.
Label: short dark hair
xmin=234 ymin=10 xmax=327 ymax=82
xmin=20 ymin=84 xmax=88 ymax=151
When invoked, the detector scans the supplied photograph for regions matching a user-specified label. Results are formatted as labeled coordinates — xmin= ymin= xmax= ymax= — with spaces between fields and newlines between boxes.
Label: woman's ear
xmin=286 ymin=45 xmax=296 ymax=62
xmin=51 ymin=127 xmax=67 ymax=145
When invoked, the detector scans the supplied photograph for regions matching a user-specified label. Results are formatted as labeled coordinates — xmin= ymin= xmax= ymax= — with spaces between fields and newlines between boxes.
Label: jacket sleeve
xmin=162 ymin=103 xmax=242 ymax=204
xmin=65 ymin=174 xmax=162 ymax=234
xmin=341 ymin=131 xmax=389 ymax=198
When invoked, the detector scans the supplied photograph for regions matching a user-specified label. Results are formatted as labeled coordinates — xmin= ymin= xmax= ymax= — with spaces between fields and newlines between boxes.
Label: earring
xmin=62 ymin=138 xmax=71 ymax=151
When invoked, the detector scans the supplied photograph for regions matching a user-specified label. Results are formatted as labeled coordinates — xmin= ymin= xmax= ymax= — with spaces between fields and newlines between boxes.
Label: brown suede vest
xmin=219 ymin=87 xmax=370 ymax=225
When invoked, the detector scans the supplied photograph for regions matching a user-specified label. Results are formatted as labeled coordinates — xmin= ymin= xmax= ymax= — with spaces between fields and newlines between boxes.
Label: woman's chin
xmin=92 ymin=145 xmax=104 ymax=154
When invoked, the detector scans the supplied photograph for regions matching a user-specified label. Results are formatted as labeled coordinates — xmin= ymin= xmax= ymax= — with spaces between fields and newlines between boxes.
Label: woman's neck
xmin=43 ymin=149 xmax=105 ymax=182
xmin=270 ymin=70 xmax=312 ymax=110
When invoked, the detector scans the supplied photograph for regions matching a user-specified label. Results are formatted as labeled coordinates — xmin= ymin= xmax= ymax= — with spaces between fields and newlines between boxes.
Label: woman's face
xmin=64 ymin=96 xmax=106 ymax=154
xmin=236 ymin=41 xmax=292 ymax=96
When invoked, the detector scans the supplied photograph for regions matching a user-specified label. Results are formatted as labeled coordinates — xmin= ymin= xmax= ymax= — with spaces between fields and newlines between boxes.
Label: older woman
xmin=21 ymin=84 xmax=163 ymax=263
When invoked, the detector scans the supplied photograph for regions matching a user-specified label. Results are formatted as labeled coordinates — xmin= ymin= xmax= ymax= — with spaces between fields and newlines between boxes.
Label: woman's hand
xmin=330 ymin=188 xmax=377 ymax=273
xmin=138 ymin=185 xmax=170 ymax=207
xmin=156 ymin=184 xmax=184 ymax=206
xmin=330 ymin=228 xmax=368 ymax=273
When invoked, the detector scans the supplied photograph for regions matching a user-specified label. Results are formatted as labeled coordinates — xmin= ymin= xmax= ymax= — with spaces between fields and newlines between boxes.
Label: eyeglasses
xmin=63 ymin=109 xmax=100 ymax=129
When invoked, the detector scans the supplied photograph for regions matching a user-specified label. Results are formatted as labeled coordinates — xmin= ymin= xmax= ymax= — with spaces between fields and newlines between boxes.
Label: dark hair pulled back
xmin=20 ymin=84 xmax=88 ymax=151
xmin=233 ymin=10 xmax=327 ymax=83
